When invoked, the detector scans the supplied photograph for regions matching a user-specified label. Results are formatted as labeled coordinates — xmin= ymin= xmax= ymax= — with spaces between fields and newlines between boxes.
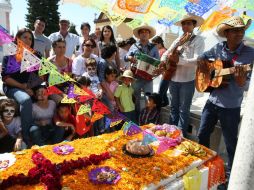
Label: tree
xmin=26 ymin=0 xmax=60 ymax=36
xmin=69 ymin=23 xmax=79 ymax=36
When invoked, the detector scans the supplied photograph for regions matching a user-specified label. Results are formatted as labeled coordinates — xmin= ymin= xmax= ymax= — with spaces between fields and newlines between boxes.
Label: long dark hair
xmin=14 ymin=28 xmax=34 ymax=49
xmin=99 ymin=25 xmax=116 ymax=44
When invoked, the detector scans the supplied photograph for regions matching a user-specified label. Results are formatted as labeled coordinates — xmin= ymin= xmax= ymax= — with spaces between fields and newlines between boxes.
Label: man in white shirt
xmin=160 ymin=14 xmax=205 ymax=137
xmin=33 ymin=17 xmax=51 ymax=58
xmin=48 ymin=18 xmax=79 ymax=58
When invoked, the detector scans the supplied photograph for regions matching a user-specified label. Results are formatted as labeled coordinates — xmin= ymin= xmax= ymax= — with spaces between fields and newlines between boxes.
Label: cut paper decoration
xmin=27 ymin=72 xmax=44 ymax=89
xmin=67 ymin=84 xmax=78 ymax=99
xmin=77 ymin=95 xmax=94 ymax=102
xmin=47 ymin=86 xmax=62 ymax=96
xmin=53 ymin=144 xmax=74 ymax=155
xmin=89 ymin=166 xmax=121 ymax=185
xmin=109 ymin=111 xmax=126 ymax=128
xmin=105 ymin=117 xmax=111 ymax=130
xmin=159 ymin=0 xmax=187 ymax=13
xmin=0 ymin=153 xmax=16 ymax=171
xmin=102 ymin=4 xmax=126 ymax=26
xmin=232 ymin=0 xmax=254 ymax=11
xmin=91 ymin=113 xmax=104 ymax=123
xmin=77 ymin=104 xmax=91 ymax=115
xmin=183 ymin=168 xmax=202 ymax=190
xmin=200 ymin=7 xmax=235 ymax=31
xmin=21 ymin=48 xmax=41 ymax=73
xmin=26 ymin=64 xmax=40 ymax=72
xmin=124 ymin=0 xmax=155 ymax=14
xmin=63 ymin=73 xmax=76 ymax=82
xmin=39 ymin=58 xmax=57 ymax=76
xmin=5 ymin=55 xmax=20 ymax=74
xmin=122 ymin=121 xmax=130 ymax=132
xmin=92 ymin=99 xmax=110 ymax=115
xmin=126 ymin=19 xmax=143 ymax=29
xmin=0 ymin=25 xmax=13 ymax=45
xmin=73 ymin=85 xmax=89 ymax=96
xmin=123 ymin=121 xmax=142 ymax=136
xmin=61 ymin=95 xmax=77 ymax=104
xmin=16 ymin=38 xmax=34 ymax=62
xmin=184 ymin=0 xmax=216 ymax=16
xmin=75 ymin=104 xmax=93 ymax=135
xmin=2 ymin=42 xmax=17 ymax=56
xmin=142 ymin=131 xmax=158 ymax=145
xmin=48 ymin=70 xmax=68 ymax=86
xmin=156 ymin=138 xmax=180 ymax=154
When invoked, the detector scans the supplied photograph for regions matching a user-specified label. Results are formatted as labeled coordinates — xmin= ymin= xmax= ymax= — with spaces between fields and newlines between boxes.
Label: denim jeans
xmin=30 ymin=125 xmax=65 ymax=146
xmin=158 ymin=79 xmax=170 ymax=107
xmin=197 ymin=100 xmax=240 ymax=174
xmin=132 ymin=77 xmax=153 ymax=114
xmin=5 ymin=88 xmax=33 ymax=145
xmin=168 ymin=80 xmax=195 ymax=137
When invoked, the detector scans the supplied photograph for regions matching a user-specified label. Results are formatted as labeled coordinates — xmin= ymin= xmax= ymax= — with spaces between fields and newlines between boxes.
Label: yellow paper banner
xmin=77 ymin=104 xmax=91 ymax=115
xmin=61 ymin=95 xmax=77 ymax=104
xmin=183 ymin=168 xmax=202 ymax=190
xmin=91 ymin=113 xmax=104 ymax=122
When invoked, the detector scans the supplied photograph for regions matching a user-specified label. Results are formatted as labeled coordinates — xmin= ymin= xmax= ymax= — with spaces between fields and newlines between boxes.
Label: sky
xmin=10 ymin=0 xmax=99 ymax=35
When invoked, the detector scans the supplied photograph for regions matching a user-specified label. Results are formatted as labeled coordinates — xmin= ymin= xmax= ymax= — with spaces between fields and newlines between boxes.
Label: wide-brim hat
xmin=119 ymin=70 xmax=135 ymax=80
xmin=133 ymin=24 xmax=156 ymax=39
xmin=174 ymin=14 xmax=204 ymax=27
xmin=216 ymin=16 xmax=252 ymax=37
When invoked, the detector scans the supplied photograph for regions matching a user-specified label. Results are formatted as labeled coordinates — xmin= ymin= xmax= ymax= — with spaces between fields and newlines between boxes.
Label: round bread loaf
xmin=126 ymin=140 xmax=151 ymax=155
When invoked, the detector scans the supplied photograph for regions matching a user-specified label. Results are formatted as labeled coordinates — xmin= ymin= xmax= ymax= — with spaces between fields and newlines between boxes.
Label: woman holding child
xmin=1 ymin=28 xmax=36 ymax=145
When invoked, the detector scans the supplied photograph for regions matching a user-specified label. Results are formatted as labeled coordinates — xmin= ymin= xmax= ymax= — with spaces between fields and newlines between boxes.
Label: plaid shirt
xmin=139 ymin=107 xmax=160 ymax=126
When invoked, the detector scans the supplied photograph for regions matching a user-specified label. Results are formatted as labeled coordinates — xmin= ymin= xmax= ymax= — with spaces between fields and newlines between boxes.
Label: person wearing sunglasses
xmin=83 ymin=58 xmax=103 ymax=99
xmin=72 ymin=38 xmax=99 ymax=78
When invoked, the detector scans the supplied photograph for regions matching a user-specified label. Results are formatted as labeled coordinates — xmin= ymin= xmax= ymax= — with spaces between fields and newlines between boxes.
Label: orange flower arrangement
xmin=1 ymin=127 xmax=215 ymax=190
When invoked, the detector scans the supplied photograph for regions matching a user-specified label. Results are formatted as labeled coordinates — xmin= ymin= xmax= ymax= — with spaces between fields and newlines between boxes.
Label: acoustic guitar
xmin=195 ymin=59 xmax=252 ymax=92
xmin=163 ymin=32 xmax=193 ymax=80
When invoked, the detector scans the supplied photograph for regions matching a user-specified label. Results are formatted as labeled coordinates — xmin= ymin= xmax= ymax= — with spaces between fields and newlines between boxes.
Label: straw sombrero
xmin=216 ymin=16 xmax=252 ymax=37
xmin=174 ymin=14 xmax=204 ymax=27
xmin=133 ymin=23 xmax=156 ymax=39
xmin=119 ymin=70 xmax=135 ymax=80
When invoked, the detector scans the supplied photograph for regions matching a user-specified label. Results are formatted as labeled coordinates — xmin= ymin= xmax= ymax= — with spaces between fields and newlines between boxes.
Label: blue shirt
xmin=199 ymin=41 xmax=254 ymax=108
xmin=124 ymin=41 xmax=160 ymax=61
xmin=97 ymin=58 xmax=119 ymax=83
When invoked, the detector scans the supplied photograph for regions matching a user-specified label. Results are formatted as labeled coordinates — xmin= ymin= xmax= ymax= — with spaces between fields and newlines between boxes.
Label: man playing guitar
xmin=160 ymin=14 xmax=205 ymax=137
xmin=197 ymin=16 xmax=254 ymax=184
xmin=124 ymin=24 xmax=159 ymax=114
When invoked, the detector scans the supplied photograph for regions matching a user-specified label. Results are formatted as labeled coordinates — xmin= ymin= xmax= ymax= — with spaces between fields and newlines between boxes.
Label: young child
xmin=31 ymin=85 xmax=63 ymax=146
xmin=139 ymin=93 xmax=162 ymax=126
xmin=0 ymin=99 xmax=23 ymax=153
xmin=104 ymin=66 xmax=119 ymax=112
xmin=53 ymin=103 xmax=76 ymax=141
xmin=114 ymin=70 xmax=136 ymax=122
xmin=83 ymin=58 xmax=103 ymax=99
xmin=75 ymin=76 xmax=94 ymax=137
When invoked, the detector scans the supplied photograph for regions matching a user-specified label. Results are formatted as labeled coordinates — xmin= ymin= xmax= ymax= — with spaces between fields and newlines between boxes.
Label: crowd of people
xmin=0 ymin=14 xmax=254 ymax=185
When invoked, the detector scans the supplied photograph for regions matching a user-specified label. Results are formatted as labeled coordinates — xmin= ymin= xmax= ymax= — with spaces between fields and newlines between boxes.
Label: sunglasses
xmin=87 ymin=67 xmax=96 ymax=71
xmin=84 ymin=44 xmax=94 ymax=48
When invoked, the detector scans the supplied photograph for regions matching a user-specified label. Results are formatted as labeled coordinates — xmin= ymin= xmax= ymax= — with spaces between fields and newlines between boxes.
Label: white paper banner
xmin=21 ymin=48 xmax=41 ymax=73
xmin=3 ymin=42 xmax=17 ymax=56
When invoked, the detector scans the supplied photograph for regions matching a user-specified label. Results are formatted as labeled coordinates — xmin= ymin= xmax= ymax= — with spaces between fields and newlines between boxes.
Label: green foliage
xmin=69 ymin=23 xmax=79 ymax=36
xmin=26 ymin=0 xmax=60 ymax=36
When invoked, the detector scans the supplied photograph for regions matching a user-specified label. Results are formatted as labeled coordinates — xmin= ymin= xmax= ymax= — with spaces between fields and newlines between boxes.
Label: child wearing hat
xmin=114 ymin=70 xmax=136 ymax=122
xmin=139 ymin=93 xmax=162 ymax=126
